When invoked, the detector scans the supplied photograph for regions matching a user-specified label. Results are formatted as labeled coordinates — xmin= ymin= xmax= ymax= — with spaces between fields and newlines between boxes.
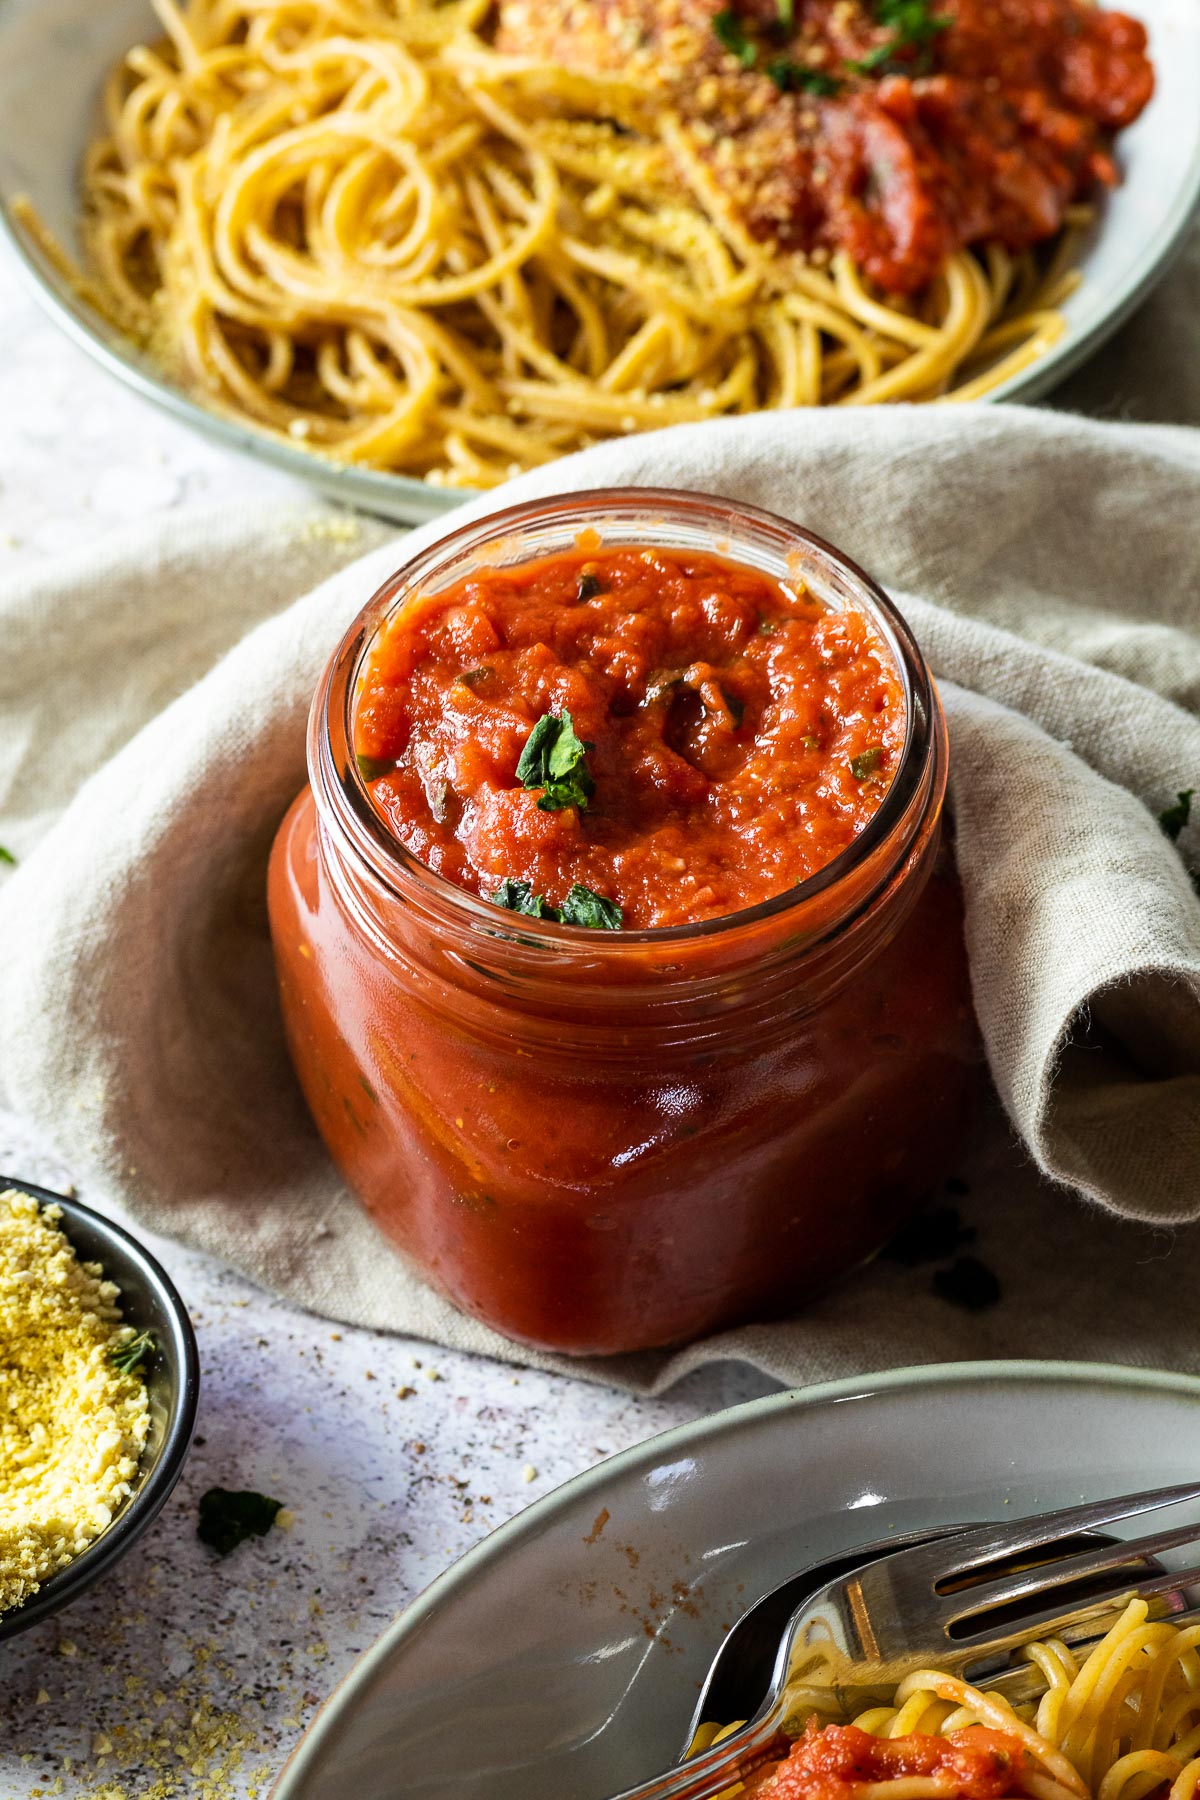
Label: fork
xmin=607 ymin=1479 xmax=1200 ymax=1800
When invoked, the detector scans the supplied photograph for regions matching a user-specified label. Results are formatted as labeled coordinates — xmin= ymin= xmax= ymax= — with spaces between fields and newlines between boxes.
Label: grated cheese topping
xmin=0 ymin=1188 xmax=151 ymax=1615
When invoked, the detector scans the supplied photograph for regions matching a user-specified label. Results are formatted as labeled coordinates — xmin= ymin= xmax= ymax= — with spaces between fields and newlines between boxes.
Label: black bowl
xmin=0 ymin=1175 xmax=200 ymax=1642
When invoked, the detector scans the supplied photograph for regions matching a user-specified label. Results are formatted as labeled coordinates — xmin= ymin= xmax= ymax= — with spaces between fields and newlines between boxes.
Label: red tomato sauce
xmin=496 ymin=0 xmax=1154 ymax=295
xmin=355 ymin=542 xmax=906 ymax=930
xmin=748 ymin=1724 xmax=1029 ymax=1798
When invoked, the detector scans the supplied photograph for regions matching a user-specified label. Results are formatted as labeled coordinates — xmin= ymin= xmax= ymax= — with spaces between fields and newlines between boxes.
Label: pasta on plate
xmin=39 ymin=0 xmax=1153 ymax=487
xmin=695 ymin=1601 xmax=1200 ymax=1798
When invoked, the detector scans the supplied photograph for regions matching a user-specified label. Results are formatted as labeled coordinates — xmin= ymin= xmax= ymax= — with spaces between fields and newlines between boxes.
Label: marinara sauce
xmin=354 ymin=542 xmax=905 ymax=929
xmin=268 ymin=490 xmax=981 ymax=1355
xmin=744 ymin=1725 xmax=1029 ymax=1799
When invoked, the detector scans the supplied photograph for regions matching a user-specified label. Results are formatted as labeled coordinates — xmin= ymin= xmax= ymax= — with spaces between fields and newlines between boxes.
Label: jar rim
xmin=309 ymin=486 xmax=941 ymax=949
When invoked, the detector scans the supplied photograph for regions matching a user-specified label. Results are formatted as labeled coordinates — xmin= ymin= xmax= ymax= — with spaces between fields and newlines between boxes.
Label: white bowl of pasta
xmin=0 ymin=0 xmax=1198 ymax=522
xmin=269 ymin=1361 xmax=1200 ymax=1800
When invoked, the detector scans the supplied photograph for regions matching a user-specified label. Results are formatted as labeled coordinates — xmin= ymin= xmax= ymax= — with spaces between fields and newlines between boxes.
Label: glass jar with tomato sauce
xmin=268 ymin=490 xmax=981 ymax=1356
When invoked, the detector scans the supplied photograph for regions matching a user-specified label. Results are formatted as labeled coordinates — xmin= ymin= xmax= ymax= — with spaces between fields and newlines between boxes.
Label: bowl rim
xmin=0 ymin=1174 xmax=201 ymax=1642
xmin=269 ymin=1357 xmax=1200 ymax=1797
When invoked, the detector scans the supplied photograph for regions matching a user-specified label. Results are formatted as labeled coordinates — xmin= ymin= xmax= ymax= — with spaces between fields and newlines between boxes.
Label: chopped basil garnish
xmin=110 ymin=1329 xmax=156 ymax=1375
xmin=0 ymin=845 xmax=14 ymax=866
xmin=457 ymin=666 xmax=492 ymax=688
xmin=576 ymin=572 xmax=604 ymax=602
xmin=492 ymin=878 xmax=559 ymax=919
xmin=491 ymin=880 xmax=623 ymax=930
xmin=198 ymin=1487 xmax=284 ymax=1557
xmin=516 ymin=710 xmax=596 ymax=812
xmin=849 ymin=0 xmax=950 ymax=73
xmin=850 ymin=745 xmax=884 ymax=780
xmin=765 ymin=57 xmax=841 ymax=94
xmin=560 ymin=885 xmax=624 ymax=930
xmin=356 ymin=752 xmax=394 ymax=783
xmin=1159 ymin=789 xmax=1194 ymax=843
xmin=713 ymin=7 xmax=757 ymax=65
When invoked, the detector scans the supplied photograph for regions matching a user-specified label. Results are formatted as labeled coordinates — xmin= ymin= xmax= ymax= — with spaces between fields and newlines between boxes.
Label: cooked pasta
xmin=21 ymin=0 xmax=1147 ymax=487
xmin=697 ymin=1601 xmax=1200 ymax=1800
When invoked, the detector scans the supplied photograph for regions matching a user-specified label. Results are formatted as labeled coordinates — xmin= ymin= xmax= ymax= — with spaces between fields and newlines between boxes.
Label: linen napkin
xmin=1 ymin=405 xmax=1199 ymax=1395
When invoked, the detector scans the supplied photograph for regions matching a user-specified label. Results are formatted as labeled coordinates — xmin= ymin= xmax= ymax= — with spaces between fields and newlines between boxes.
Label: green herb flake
xmin=356 ymin=752 xmax=394 ymax=783
xmin=850 ymin=745 xmax=884 ymax=780
xmin=110 ymin=1329 xmax=156 ymax=1376
xmin=457 ymin=666 xmax=493 ymax=689
xmin=766 ymin=57 xmax=841 ymax=94
xmin=0 ymin=845 xmax=15 ymax=867
xmin=713 ymin=7 xmax=757 ymax=66
xmin=492 ymin=878 xmax=559 ymax=920
xmin=850 ymin=0 xmax=951 ymax=73
xmin=757 ymin=618 xmax=778 ymax=636
xmin=559 ymin=885 xmax=623 ymax=930
xmin=776 ymin=0 xmax=794 ymax=27
xmin=881 ymin=1205 xmax=976 ymax=1268
xmin=515 ymin=710 xmax=596 ymax=812
xmin=932 ymin=1254 xmax=1001 ymax=1313
xmin=197 ymin=1487 xmax=284 ymax=1557
xmin=1159 ymin=789 xmax=1194 ymax=843
xmin=575 ymin=572 xmax=604 ymax=602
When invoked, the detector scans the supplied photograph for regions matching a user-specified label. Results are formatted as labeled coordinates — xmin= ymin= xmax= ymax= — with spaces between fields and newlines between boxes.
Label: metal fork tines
xmin=784 ymin=1478 xmax=1200 ymax=1693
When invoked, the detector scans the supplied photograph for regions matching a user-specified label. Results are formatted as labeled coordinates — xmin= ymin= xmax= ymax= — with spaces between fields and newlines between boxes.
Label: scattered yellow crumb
xmin=300 ymin=512 xmax=361 ymax=545
xmin=0 ymin=1190 xmax=150 ymax=1615
xmin=521 ymin=1465 xmax=537 ymax=1484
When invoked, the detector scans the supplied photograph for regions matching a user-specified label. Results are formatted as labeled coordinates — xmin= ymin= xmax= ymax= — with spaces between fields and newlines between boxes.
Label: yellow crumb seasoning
xmin=0 ymin=1188 xmax=150 ymax=1614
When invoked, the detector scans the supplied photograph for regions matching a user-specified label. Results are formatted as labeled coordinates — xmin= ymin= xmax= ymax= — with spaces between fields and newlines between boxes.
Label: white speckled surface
xmin=0 ymin=251 xmax=778 ymax=1798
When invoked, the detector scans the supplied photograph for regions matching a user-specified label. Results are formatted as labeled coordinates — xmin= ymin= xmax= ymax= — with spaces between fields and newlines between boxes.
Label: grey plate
xmin=271 ymin=1360 xmax=1200 ymax=1799
xmin=0 ymin=1175 xmax=199 ymax=1643
xmin=1 ymin=0 xmax=1199 ymax=524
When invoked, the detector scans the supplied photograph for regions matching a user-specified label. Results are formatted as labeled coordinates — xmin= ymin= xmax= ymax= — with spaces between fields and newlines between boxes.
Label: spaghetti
xmin=47 ymin=0 xmax=1148 ymax=487
xmin=698 ymin=1600 xmax=1200 ymax=1800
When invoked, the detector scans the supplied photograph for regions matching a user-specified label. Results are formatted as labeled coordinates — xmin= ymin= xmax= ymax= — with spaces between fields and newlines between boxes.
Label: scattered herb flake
xmin=1159 ymin=789 xmax=1194 ymax=843
xmin=457 ymin=666 xmax=492 ymax=689
xmin=758 ymin=618 xmax=778 ymax=636
xmin=776 ymin=0 xmax=794 ymax=26
xmin=713 ymin=7 xmax=757 ymax=66
xmin=0 ymin=845 xmax=15 ymax=867
xmin=110 ymin=1329 xmax=156 ymax=1375
xmin=933 ymin=1254 xmax=1001 ymax=1312
xmin=766 ymin=57 xmax=841 ymax=93
xmin=881 ymin=1205 xmax=976 ymax=1268
xmin=197 ymin=1487 xmax=284 ymax=1557
xmin=559 ymin=885 xmax=623 ymax=930
xmin=576 ymin=572 xmax=604 ymax=602
xmin=516 ymin=710 xmax=596 ymax=812
xmin=356 ymin=752 xmax=393 ymax=783
xmin=850 ymin=745 xmax=884 ymax=780
xmin=492 ymin=878 xmax=559 ymax=920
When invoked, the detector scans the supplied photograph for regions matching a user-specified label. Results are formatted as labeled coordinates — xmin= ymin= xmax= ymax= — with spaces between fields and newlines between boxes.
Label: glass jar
xmin=267 ymin=490 xmax=981 ymax=1356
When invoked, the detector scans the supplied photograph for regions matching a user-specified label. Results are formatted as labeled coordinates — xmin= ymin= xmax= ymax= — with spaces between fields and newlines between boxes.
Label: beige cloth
xmin=1 ymin=405 xmax=1199 ymax=1394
